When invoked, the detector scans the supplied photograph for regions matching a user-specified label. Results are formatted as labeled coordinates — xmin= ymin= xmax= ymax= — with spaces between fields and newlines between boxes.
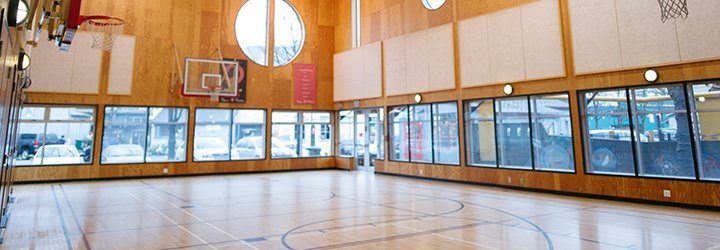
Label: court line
xmin=393 ymin=223 xmax=502 ymax=250
xmin=587 ymin=208 xmax=720 ymax=229
xmin=59 ymin=184 xmax=93 ymax=250
xmin=462 ymin=200 xmax=554 ymax=250
xmin=124 ymin=190 xmax=219 ymax=250
xmin=50 ymin=185 xmax=74 ymax=250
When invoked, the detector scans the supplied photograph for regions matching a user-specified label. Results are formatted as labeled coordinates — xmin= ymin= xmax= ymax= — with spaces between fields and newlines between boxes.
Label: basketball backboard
xmin=183 ymin=58 xmax=240 ymax=98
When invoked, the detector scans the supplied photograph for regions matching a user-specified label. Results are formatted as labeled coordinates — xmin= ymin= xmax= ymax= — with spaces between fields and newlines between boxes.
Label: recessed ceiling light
xmin=414 ymin=93 xmax=423 ymax=104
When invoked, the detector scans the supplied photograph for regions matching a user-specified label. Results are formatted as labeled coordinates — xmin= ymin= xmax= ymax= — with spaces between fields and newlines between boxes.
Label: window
xmin=146 ymin=108 xmax=189 ymax=163
xmin=271 ymin=111 xmax=332 ymax=158
xmin=690 ymin=83 xmax=720 ymax=180
xmin=338 ymin=110 xmax=354 ymax=157
xmin=232 ymin=110 xmax=267 ymax=160
xmin=422 ymin=0 xmax=447 ymax=10
xmin=432 ymin=103 xmax=460 ymax=165
xmin=389 ymin=106 xmax=409 ymax=162
xmin=102 ymin=107 xmax=188 ymax=164
xmin=631 ymin=85 xmax=695 ymax=178
xmin=188 ymin=109 xmax=269 ymax=162
xmin=581 ymin=90 xmax=635 ymax=175
xmin=351 ymin=0 xmax=360 ymax=48
xmin=495 ymin=98 xmax=533 ymax=169
xmin=410 ymin=105 xmax=433 ymax=163
xmin=465 ymin=99 xmax=496 ymax=167
xmin=235 ymin=0 xmax=304 ymax=67
xmin=16 ymin=105 xmax=96 ymax=166
xmin=580 ymin=82 xmax=718 ymax=180
xmin=388 ymin=102 xmax=459 ymax=165
xmin=530 ymin=94 xmax=575 ymax=172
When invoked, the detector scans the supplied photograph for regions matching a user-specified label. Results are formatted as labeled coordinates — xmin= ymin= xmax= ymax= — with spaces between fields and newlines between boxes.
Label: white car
xmin=233 ymin=137 xmax=265 ymax=159
xmin=271 ymin=137 xmax=298 ymax=158
xmin=194 ymin=137 xmax=232 ymax=161
xmin=102 ymin=144 xmax=145 ymax=164
xmin=32 ymin=145 xmax=84 ymax=165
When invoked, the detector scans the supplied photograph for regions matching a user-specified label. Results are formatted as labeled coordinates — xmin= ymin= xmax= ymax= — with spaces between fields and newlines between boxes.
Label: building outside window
xmin=102 ymin=107 xmax=188 ymax=164
xmin=690 ymin=83 xmax=720 ymax=180
xmin=389 ymin=106 xmax=410 ymax=162
xmin=271 ymin=111 xmax=332 ymax=158
xmin=432 ymin=102 xmax=460 ymax=165
xmin=16 ymin=105 xmax=95 ymax=166
xmin=495 ymin=97 xmax=533 ymax=169
xmin=232 ymin=110 xmax=267 ymax=160
xmin=338 ymin=110 xmax=355 ymax=157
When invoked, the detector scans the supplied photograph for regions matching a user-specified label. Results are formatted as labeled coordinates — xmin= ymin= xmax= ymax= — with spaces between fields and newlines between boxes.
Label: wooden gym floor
xmin=2 ymin=170 xmax=720 ymax=250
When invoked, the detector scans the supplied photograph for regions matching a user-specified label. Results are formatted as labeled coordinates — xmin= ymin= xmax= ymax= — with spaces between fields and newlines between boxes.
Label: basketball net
xmin=658 ymin=0 xmax=688 ymax=23
xmin=83 ymin=16 xmax=125 ymax=51
xmin=208 ymin=85 xmax=222 ymax=102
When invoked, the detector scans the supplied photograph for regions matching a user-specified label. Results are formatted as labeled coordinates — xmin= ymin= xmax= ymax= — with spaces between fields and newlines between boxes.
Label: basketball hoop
xmin=82 ymin=15 xmax=125 ymax=51
xmin=208 ymin=85 xmax=222 ymax=102
xmin=658 ymin=0 xmax=688 ymax=23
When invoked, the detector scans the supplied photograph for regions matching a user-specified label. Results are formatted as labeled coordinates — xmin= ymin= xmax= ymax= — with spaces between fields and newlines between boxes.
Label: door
xmin=354 ymin=109 xmax=383 ymax=172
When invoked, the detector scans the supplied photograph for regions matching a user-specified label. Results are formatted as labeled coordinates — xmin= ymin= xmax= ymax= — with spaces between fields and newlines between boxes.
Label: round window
xmin=421 ymin=0 xmax=446 ymax=10
xmin=235 ymin=0 xmax=305 ymax=67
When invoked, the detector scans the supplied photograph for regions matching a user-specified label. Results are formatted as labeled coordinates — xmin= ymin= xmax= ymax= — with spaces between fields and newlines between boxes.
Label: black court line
xmin=50 ymin=185 xmax=74 ymax=250
xmin=462 ymin=200 xmax=554 ymax=250
xmin=586 ymin=208 xmax=720 ymax=229
xmin=59 ymin=184 xmax=93 ymax=250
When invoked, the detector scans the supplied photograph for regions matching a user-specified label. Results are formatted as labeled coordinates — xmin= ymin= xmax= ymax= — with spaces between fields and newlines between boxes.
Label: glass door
xmin=354 ymin=111 xmax=369 ymax=171
xmin=354 ymin=108 xmax=384 ymax=172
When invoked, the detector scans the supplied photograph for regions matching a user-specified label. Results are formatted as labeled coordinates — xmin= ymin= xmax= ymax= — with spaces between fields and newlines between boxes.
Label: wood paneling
xmin=17 ymin=0 xmax=338 ymax=182
xmin=336 ymin=0 xmax=720 ymax=207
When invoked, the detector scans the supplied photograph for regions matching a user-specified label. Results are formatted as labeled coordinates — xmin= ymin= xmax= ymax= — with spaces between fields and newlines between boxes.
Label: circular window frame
xmin=421 ymin=0 xmax=447 ymax=10
xmin=234 ymin=0 xmax=306 ymax=68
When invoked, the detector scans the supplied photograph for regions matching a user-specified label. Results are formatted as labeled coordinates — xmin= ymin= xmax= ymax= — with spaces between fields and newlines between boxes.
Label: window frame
xmin=100 ymin=105 xmax=190 ymax=165
xmin=463 ymin=92 xmax=577 ymax=174
xmin=192 ymin=107 xmax=268 ymax=163
xmin=578 ymin=80 xmax=720 ymax=182
xmin=270 ymin=109 xmax=334 ymax=159
xmin=387 ymin=101 xmax=461 ymax=166
xmin=16 ymin=104 xmax=98 ymax=167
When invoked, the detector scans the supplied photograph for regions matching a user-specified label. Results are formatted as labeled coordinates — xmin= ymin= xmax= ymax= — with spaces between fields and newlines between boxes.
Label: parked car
xmin=16 ymin=133 xmax=64 ymax=160
xmin=194 ymin=137 xmax=231 ymax=161
xmin=233 ymin=137 xmax=265 ymax=159
xmin=271 ymin=137 xmax=298 ymax=158
xmin=102 ymin=144 xmax=145 ymax=164
xmin=31 ymin=145 xmax=84 ymax=165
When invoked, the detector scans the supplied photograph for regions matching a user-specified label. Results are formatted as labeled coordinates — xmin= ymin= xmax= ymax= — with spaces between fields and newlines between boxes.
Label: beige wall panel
xmin=29 ymin=31 xmax=101 ymax=94
xmin=616 ymin=0 xmax=680 ymax=68
xmin=383 ymin=35 xmax=407 ymax=96
xmin=362 ymin=42 xmax=383 ymax=99
xmin=521 ymin=0 xmax=565 ymax=80
xmin=488 ymin=7 xmax=525 ymax=83
xmin=458 ymin=15 xmax=491 ymax=87
xmin=333 ymin=52 xmax=348 ymax=101
xmin=404 ymin=29 xmax=429 ymax=93
xmin=426 ymin=24 xmax=455 ymax=92
xmin=569 ymin=0 xmax=622 ymax=74
xmin=676 ymin=0 xmax=720 ymax=61
xmin=108 ymin=35 xmax=136 ymax=95
xmin=70 ymin=32 xmax=102 ymax=94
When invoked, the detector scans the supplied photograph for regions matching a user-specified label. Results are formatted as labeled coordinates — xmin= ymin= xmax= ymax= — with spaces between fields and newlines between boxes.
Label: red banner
xmin=293 ymin=64 xmax=317 ymax=104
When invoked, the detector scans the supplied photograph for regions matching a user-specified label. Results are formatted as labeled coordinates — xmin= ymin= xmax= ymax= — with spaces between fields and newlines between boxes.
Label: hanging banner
xmin=293 ymin=64 xmax=317 ymax=104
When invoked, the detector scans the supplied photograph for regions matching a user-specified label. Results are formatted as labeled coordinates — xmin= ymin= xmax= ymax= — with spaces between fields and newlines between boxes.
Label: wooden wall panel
xmin=18 ymin=0 xmax=338 ymax=182
xmin=336 ymin=0 xmax=720 ymax=207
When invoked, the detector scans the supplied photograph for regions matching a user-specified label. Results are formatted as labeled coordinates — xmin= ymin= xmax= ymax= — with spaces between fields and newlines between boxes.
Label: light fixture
xmin=18 ymin=51 xmax=31 ymax=71
xmin=698 ymin=96 xmax=706 ymax=103
xmin=503 ymin=84 xmax=514 ymax=95
xmin=644 ymin=69 xmax=659 ymax=83
xmin=414 ymin=93 xmax=423 ymax=104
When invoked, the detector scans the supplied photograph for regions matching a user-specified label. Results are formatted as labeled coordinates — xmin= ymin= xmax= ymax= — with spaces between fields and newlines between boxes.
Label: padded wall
xmin=333 ymin=42 xmax=382 ymax=101
xmin=29 ymin=31 xmax=102 ymax=94
xmin=383 ymin=24 xmax=455 ymax=96
xmin=458 ymin=0 xmax=565 ymax=87
xmin=570 ymin=0 xmax=720 ymax=74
